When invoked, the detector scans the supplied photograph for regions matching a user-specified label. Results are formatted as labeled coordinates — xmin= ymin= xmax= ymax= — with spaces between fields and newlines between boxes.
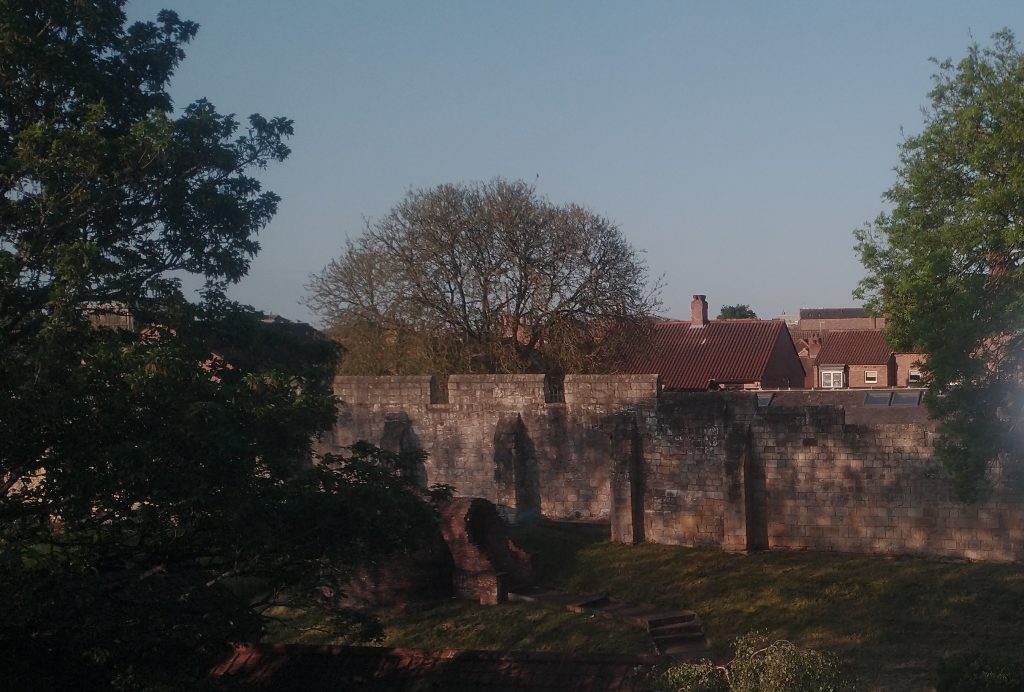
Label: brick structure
xmin=322 ymin=376 xmax=1024 ymax=563
xmin=814 ymin=330 xmax=894 ymax=388
xmin=798 ymin=307 xmax=886 ymax=331
xmin=895 ymin=352 xmax=926 ymax=387
xmin=439 ymin=498 xmax=533 ymax=605
xmin=624 ymin=296 xmax=805 ymax=391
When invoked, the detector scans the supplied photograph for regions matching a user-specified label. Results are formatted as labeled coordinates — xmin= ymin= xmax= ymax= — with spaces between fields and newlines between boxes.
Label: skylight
xmin=891 ymin=391 xmax=922 ymax=406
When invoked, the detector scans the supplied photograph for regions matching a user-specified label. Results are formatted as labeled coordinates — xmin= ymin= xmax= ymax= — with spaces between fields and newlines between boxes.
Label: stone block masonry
xmin=321 ymin=375 xmax=1024 ymax=563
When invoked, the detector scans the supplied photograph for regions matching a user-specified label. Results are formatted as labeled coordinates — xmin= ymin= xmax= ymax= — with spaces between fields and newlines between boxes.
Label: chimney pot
xmin=690 ymin=295 xmax=709 ymax=327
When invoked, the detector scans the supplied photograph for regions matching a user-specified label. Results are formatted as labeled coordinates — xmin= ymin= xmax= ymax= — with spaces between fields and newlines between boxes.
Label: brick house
xmin=813 ymin=330 xmax=896 ymax=388
xmin=626 ymin=295 xmax=805 ymax=391
xmin=894 ymin=351 xmax=926 ymax=387
xmin=811 ymin=329 xmax=926 ymax=389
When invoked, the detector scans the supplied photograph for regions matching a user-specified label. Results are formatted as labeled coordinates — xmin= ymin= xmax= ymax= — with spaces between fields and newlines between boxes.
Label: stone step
xmin=652 ymin=630 xmax=706 ymax=647
xmin=647 ymin=611 xmax=699 ymax=629
xmin=649 ymin=621 xmax=703 ymax=638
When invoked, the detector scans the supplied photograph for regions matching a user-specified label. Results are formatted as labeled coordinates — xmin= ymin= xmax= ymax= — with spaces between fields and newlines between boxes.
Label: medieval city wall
xmin=321 ymin=375 xmax=1024 ymax=563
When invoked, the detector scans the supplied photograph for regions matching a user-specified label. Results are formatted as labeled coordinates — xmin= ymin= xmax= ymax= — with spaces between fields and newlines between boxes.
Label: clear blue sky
xmin=128 ymin=1 xmax=1024 ymax=323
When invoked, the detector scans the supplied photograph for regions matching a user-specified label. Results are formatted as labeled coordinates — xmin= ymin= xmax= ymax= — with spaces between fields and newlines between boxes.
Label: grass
xmin=262 ymin=597 xmax=652 ymax=654
xmin=512 ymin=521 xmax=1024 ymax=691
xmin=263 ymin=520 xmax=1024 ymax=690
xmin=381 ymin=599 xmax=653 ymax=654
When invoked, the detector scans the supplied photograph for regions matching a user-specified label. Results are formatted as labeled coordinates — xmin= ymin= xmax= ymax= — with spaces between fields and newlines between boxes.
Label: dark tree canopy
xmin=0 ymin=3 xmax=438 ymax=688
xmin=308 ymin=179 xmax=662 ymax=376
xmin=717 ymin=304 xmax=757 ymax=319
xmin=855 ymin=30 xmax=1024 ymax=500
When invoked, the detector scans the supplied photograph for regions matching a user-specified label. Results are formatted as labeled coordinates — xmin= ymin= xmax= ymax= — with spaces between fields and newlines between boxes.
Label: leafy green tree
xmin=307 ymin=179 xmax=662 ymax=376
xmin=855 ymin=30 xmax=1024 ymax=500
xmin=0 ymin=3 xmax=438 ymax=688
xmin=718 ymin=304 xmax=757 ymax=319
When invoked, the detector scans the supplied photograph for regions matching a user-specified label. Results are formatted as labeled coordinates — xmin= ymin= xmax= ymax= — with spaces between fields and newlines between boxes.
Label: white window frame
xmin=820 ymin=369 xmax=844 ymax=389
xmin=864 ymin=370 xmax=878 ymax=384
xmin=908 ymin=368 xmax=922 ymax=385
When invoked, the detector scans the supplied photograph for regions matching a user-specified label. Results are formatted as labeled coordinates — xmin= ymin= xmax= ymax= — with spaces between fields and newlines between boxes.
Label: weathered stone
xmin=323 ymin=378 xmax=1024 ymax=563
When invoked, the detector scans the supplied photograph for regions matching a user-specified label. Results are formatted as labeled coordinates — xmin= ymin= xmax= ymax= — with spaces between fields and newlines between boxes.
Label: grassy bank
xmin=511 ymin=521 xmax=1024 ymax=691
xmin=266 ymin=521 xmax=1024 ymax=690
xmin=381 ymin=599 xmax=653 ymax=654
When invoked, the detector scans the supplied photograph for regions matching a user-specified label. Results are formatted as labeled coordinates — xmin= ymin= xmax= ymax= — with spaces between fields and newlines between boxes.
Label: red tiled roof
xmin=816 ymin=330 xmax=892 ymax=365
xmin=210 ymin=644 xmax=656 ymax=691
xmin=789 ymin=330 xmax=823 ymax=358
xmin=626 ymin=319 xmax=793 ymax=390
xmin=799 ymin=307 xmax=868 ymax=320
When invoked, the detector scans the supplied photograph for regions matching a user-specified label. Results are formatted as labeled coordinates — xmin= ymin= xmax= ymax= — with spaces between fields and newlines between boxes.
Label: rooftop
xmin=815 ymin=330 xmax=892 ymax=365
xmin=799 ymin=307 xmax=869 ymax=320
xmin=627 ymin=319 xmax=793 ymax=390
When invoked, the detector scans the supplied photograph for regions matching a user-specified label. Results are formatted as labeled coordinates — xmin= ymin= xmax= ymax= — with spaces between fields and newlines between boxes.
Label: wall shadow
xmin=381 ymin=412 xmax=427 ymax=488
xmin=493 ymin=414 xmax=541 ymax=523
xmin=743 ymin=425 xmax=769 ymax=550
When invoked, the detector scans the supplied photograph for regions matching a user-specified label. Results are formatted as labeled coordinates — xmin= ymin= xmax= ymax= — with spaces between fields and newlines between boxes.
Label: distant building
xmin=625 ymin=295 xmax=805 ymax=390
xmin=85 ymin=302 xmax=135 ymax=331
xmin=814 ymin=330 xmax=894 ymax=388
xmin=812 ymin=329 xmax=925 ymax=389
xmin=797 ymin=307 xmax=886 ymax=332
xmin=773 ymin=312 xmax=799 ymax=328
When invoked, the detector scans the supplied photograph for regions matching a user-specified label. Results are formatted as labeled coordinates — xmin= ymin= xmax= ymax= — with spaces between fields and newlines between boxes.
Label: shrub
xmin=650 ymin=660 xmax=729 ymax=692
xmin=652 ymin=631 xmax=851 ymax=692
xmin=729 ymin=632 xmax=850 ymax=692
xmin=937 ymin=651 xmax=1024 ymax=692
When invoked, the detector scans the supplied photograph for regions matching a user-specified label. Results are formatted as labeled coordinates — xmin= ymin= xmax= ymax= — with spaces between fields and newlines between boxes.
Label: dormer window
xmin=821 ymin=369 xmax=844 ymax=389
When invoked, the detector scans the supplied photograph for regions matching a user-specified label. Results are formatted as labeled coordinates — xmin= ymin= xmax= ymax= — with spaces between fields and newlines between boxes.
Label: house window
xmin=908 ymin=368 xmax=922 ymax=385
xmin=864 ymin=370 xmax=878 ymax=384
xmin=821 ymin=369 xmax=844 ymax=389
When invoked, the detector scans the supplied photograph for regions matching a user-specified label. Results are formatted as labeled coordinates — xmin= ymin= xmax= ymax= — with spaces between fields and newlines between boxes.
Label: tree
xmin=307 ymin=179 xmax=662 ymax=376
xmin=718 ymin=304 xmax=757 ymax=319
xmin=854 ymin=30 xmax=1024 ymax=500
xmin=0 ymin=3 xmax=437 ymax=688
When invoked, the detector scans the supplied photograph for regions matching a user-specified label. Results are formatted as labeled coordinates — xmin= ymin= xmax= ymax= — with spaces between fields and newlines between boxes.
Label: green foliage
xmin=717 ymin=304 xmax=756 ymax=319
xmin=0 ymin=2 xmax=441 ymax=689
xmin=1 ymin=304 xmax=441 ymax=688
xmin=937 ymin=651 xmax=1024 ymax=692
xmin=651 ymin=660 xmax=729 ymax=692
xmin=854 ymin=29 xmax=1024 ymax=500
xmin=728 ymin=632 xmax=849 ymax=692
xmin=653 ymin=632 xmax=849 ymax=692
xmin=308 ymin=178 xmax=662 ymax=375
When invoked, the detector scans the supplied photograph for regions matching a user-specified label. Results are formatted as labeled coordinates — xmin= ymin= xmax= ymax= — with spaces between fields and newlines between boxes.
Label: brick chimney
xmin=690 ymin=294 xmax=709 ymax=327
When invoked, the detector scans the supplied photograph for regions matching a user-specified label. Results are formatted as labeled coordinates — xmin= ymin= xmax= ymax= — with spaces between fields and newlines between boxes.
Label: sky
xmin=127 ymin=0 xmax=1024 ymax=325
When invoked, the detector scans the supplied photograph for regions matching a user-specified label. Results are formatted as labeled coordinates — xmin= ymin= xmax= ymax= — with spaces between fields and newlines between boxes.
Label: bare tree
xmin=308 ymin=179 xmax=662 ymax=375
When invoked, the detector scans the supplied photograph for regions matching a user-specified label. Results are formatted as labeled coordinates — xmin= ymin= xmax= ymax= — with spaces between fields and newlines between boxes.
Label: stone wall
xmin=322 ymin=375 xmax=1024 ymax=563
